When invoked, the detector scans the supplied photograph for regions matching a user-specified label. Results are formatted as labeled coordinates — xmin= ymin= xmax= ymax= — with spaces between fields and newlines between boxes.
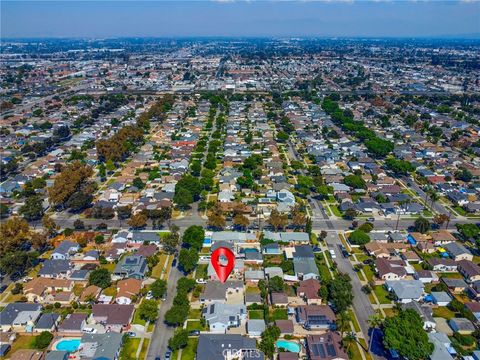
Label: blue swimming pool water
xmin=407 ymin=235 xmax=417 ymax=245
xmin=276 ymin=340 xmax=301 ymax=353
xmin=55 ymin=339 xmax=81 ymax=352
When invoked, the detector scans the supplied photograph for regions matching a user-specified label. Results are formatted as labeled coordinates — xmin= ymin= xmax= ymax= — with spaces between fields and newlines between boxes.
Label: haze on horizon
xmin=1 ymin=0 xmax=479 ymax=39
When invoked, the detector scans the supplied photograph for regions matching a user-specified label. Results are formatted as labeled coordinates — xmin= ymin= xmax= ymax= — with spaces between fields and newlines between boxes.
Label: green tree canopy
xmin=383 ymin=309 xmax=434 ymax=360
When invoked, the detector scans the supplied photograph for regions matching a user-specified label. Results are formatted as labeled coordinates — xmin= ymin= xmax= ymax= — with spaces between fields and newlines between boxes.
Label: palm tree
xmin=337 ymin=311 xmax=351 ymax=338
xmin=367 ymin=311 xmax=383 ymax=353
xmin=429 ymin=191 xmax=440 ymax=209
xmin=342 ymin=332 xmax=357 ymax=354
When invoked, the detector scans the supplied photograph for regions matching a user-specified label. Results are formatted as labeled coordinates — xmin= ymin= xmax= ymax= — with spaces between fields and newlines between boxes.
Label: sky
xmin=1 ymin=0 xmax=479 ymax=39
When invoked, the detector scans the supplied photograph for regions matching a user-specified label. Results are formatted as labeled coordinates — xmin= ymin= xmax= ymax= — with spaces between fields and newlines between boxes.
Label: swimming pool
xmin=55 ymin=338 xmax=81 ymax=352
xmin=276 ymin=340 xmax=301 ymax=353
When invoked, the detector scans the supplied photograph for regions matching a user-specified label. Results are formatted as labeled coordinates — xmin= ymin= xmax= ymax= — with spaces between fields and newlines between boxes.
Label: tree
xmin=368 ymin=311 xmax=383 ymax=352
xmin=456 ymin=224 xmax=480 ymax=241
xmin=337 ymin=311 xmax=352 ymax=338
xmin=128 ymin=212 xmax=148 ymax=229
xmin=42 ymin=215 xmax=58 ymax=237
xmin=73 ymin=219 xmax=85 ymax=230
xmin=414 ymin=217 xmax=430 ymax=234
xmin=182 ymin=225 xmax=205 ymax=250
xmin=174 ymin=188 xmax=194 ymax=209
xmin=343 ymin=175 xmax=366 ymax=190
xmin=268 ymin=276 xmax=285 ymax=293
xmin=328 ymin=273 xmax=353 ymax=313
xmin=165 ymin=304 xmax=189 ymax=326
xmin=138 ymin=299 xmax=159 ymax=322
xmin=259 ymin=325 xmax=281 ymax=359
xmin=233 ymin=214 xmax=250 ymax=230
xmin=117 ymin=205 xmax=132 ymax=220
xmin=433 ymin=214 xmax=449 ymax=229
xmin=364 ymin=138 xmax=394 ymax=158
xmin=160 ymin=231 xmax=180 ymax=254
xmin=344 ymin=208 xmax=358 ymax=220
xmin=455 ymin=168 xmax=473 ymax=183
xmin=343 ymin=332 xmax=358 ymax=354
xmin=178 ymin=248 xmax=199 ymax=273
xmin=208 ymin=210 xmax=226 ymax=230
xmin=385 ymin=158 xmax=415 ymax=175
xmin=267 ymin=209 xmax=288 ymax=231
xmin=348 ymin=230 xmax=370 ymax=245
xmin=48 ymin=161 xmax=93 ymax=207
xmin=19 ymin=195 xmax=44 ymax=221
xmin=150 ymin=279 xmax=167 ymax=299
xmin=34 ymin=331 xmax=54 ymax=349
xmin=88 ymin=268 xmax=111 ymax=289
xmin=132 ymin=177 xmax=145 ymax=190
xmin=291 ymin=206 xmax=307 ymax=229
xmin=383 ymin=309 xmax=434 ymax=360
xmin=168 ymin=329 xmax=189 ymax=350
xmin=66 ymin=191 xmax=93 ymax=212
xmin=358 ymin=222 xmax=374 ymax=233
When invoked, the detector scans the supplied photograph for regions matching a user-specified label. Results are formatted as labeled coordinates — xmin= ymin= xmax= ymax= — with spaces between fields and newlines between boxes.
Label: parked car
xmin=0 ymin=285 xmax=7 ymax=294
xmin=367 ymin=217 xmax=375 ymax=222
xmin=172 ymin=259 xmax=177 ymax=267
xmin=165 ymin=350 xmax=172 ymax=360
xmin=195 ymin=278 xmax=206 ymax=284
xmin=127 ymin=332 xmax=136 ymax=337
xmin=189 ymin=330 xmax=200 ymax=336
xmin=329 ymin=249 xmax=337 ymax=259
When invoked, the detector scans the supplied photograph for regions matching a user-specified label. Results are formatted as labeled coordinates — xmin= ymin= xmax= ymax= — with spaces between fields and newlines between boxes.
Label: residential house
xmin=113 ymin=256 xmax=148 ymax=280
xmin=34 ymin=313 xmax=60 ymax=333
xmin=79 ymin=332 xmax=123 ymax=360
xmin=0 ymin=303 xmax=42 ymax=332
xmin=306 ymin=333 xmax=348 ymax=360
xmin=430 ymin=292 xmax=451 ymax=307
xmin=196 ymin=334 xmax=258 ymax=360
xmin=296 ymin=305 xmax=336 ymax=330
xmin=51 ymin=241 xmax=80 ymax=260
xmin=428 ymin=332 xmax=456 ymax=360
xmin=375 ymin=258 xmax=407 ymax=281
xmin=297 ymin=279 xmax=322 ymax=305
xmin=202 ymin=303 xmax=247 ymax=333
xmin=442 ymin=278 xmax=468 ymax=294
xmin=115 ymin=279 xmax=142 ymax=305
xmin=293 ymin=245 xmax=319 ymax=281
xmin=444 ymin=242 xmax=473 ymax=261
xmin=38 ymin=260 xmax=72 ymax=278
xmin=448 ymin=318 xmax=475 ymax=335
xmin=428 ymin=259 xmax=457 ymax=273
xmin=457 ymin=260 xmax=480 ymax=283
xmin=23 ymin=278 xmax=74 ymax=303
xmin=91 ymin=304 xmax=135 ymax=332
xmin=247 ymin=320 xmax=265 ymax=337
xmin=384 ymin=280 xmax=424 ymax=304
xmin=58 ymin=313 xmax=87 ymax=334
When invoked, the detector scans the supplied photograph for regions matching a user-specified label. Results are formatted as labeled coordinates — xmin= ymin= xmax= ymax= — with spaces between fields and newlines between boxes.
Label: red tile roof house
xmin=297 ymin=279 xmax=322 ymax=305
xmin=91 ymin=304 xmax=134 ymax=332
xmin=457 ymin=260 xmax=480 ymax=283
xmin=296 ymin=305 xmax=336 ymax=330
xmin=306 ymin=333 xmax=348 ymax=360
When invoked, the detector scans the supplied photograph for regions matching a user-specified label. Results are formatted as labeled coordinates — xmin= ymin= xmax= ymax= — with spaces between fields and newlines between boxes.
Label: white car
xmin=83 ymin=327 xmax=97 ymax=334
xmin=195 ymin=278 xmax=207 ymax=284
xmin=329 ymin=249 xmax=337 ymax=259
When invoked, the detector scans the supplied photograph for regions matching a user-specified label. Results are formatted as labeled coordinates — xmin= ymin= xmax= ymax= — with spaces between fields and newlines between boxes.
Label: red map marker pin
xmin=211 ymin=247 xmax=235 ymax=283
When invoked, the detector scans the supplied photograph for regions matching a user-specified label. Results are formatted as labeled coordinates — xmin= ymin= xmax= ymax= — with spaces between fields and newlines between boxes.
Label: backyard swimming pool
xmin=276 ymin=340 xmax=301 ymax=353
xmin=54 ymin=338 xmax=81 ymax=352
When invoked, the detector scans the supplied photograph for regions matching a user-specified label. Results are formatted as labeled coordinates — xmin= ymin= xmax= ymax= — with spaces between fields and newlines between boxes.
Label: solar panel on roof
xmin=313 ymin=344 xmax=326 ymax=358
xmin=326 ymin=344 xmax=337 ymax=357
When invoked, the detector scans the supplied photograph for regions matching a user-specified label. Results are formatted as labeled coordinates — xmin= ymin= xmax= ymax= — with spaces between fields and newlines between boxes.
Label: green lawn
xmin=133 ymin=307 xmax=147 ymax=326
xmin=249 ymin=310 xmax=264 ymax=320
xmin=195 ymin=264 xmax=208 ymax=280
xmin=152 ymin=254 xmax=168 ymax=278
xmin=373 ymin=286 xmax=391 ymax=304
xmin=330 ymin=205 xmax=342 ymax=217
xmin=186 ymin=320 xmax=206 ymax=332
xmin=433 ymin=306 xmax=456 ymax=320
xmin=188 ymin=308 xmax=202 ymax=320
xmin=363 ymin=265 xmax=375 ymax=282
xmin=140 ymin=339 xmax=150 ymax=359
xmin=270 ymin=308 xmax=288 ymax=320
xmin=10 ymin=336 xmax=37 ymax=354
xmin=453 ymin=206 xmax=467 ymax=216
xmin=181 ymin=338 xmax=199 ymax=360
xmin=120 ymin=337 xmax=141 ymax=360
